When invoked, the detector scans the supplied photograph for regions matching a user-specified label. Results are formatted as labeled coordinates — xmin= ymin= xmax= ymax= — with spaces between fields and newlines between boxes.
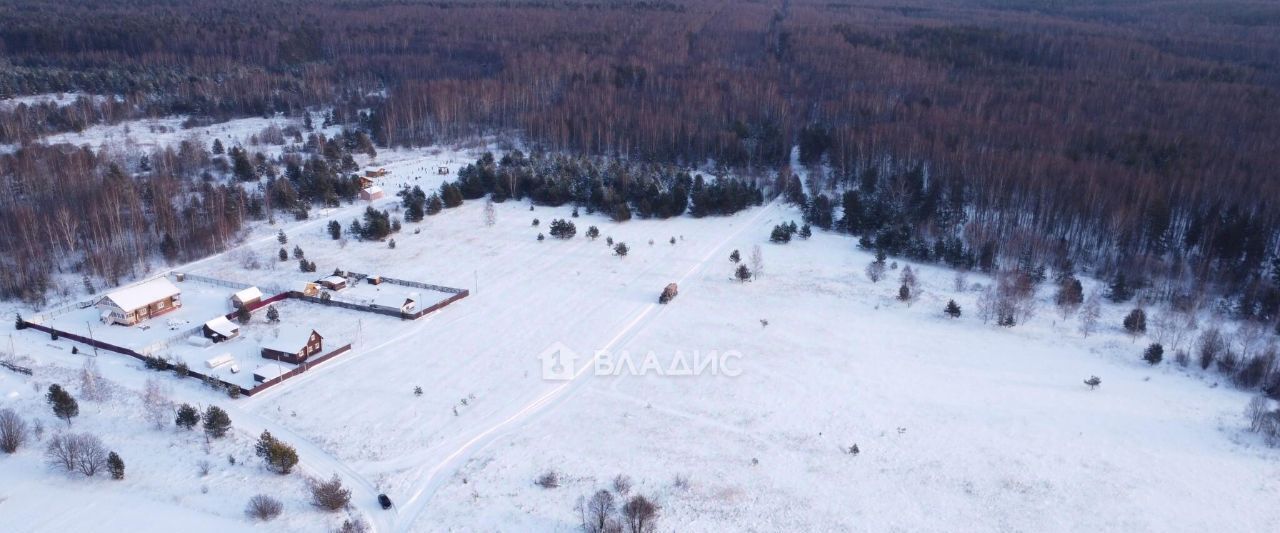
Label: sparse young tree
xmin=483 ymin=198 xmax=496 ymax=227
xmin=0 ymin=408 xmax=29 ymax=453
xmin=310 ymin=474 xmax=352 ymax=511
xmin=143 ymin=378 xmax=171 ymax=430
xmin=202 ymin=406 xmax=231 ymax=439
xmin=1198 ymin=327 xmax=1226 ymax=370
xmin=750 ymin=245 xmax=764 ymax=278
xmin=1079 ymin=291 xmax=1102 ymax=337
xmin=944 ymin=300 xmax=962 ymax=318
xmin=865 ymin=260 xmax=885 ymax=283
xmin=1084 ymin=376 xmax=1102 ymax=390
xmin=78 ymin=358 xmax=107 ymax=403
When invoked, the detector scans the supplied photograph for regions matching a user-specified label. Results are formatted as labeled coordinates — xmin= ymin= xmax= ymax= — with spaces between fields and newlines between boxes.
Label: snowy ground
xmin=2 ymin=117 xmax=1278 ymax=532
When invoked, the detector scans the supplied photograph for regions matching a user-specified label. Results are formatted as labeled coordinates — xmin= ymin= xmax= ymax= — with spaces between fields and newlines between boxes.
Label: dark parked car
xmin=378 ymin=493 xmax=393 ymax=509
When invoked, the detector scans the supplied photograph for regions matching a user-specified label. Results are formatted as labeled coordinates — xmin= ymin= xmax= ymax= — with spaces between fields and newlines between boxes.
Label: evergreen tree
xmin=769 ymin=225 xmax=792 ymax=244
xmin=549 ymin=219 xmax=576 ymax=239
xmin=328 ymin=220 xmax=342 ymax=240
xmin=107 ymin=452 xmax=125 ymax=480
xmin=730 ymin=249 xmax=741 ymax=263
xmin=614 ymin=242 xmax=629 ymax=256
xmin=898 ymin=284 xmax=911 ymax=301
xmin=425 ymin=193 xmax=443 ymax=215
xmin=292 ymin=245 xmax=304 ymax=259
xmin=586 ymin=226 xmax=600 ymax=240
xmin=46 ymin=384 xmax=79 ymax=426
xmin=945 ymin=300 xmax=962 ymax=318
xmin=212 ymin=139 xmax=224 ymax=155
xmin=266 ymin=305 xmax=280 ymax=323
xmin=236 ymin=305 xmax=252 ymax=324
xmin=735 ymin=263 xmax=752 ymax=282
xmin=277 ymin=230 xmax=287 ymax=245
xmin=1143 ymin=343 xmax=1164 ymax=365
xmin=798 ymin=224 xmax=812 ymax=239
xmin=1107 ymin=273 xmax=1134 ymax=303
xmin=278 ymin=247 xmax=288 ymax=261
xmin=175 ymin=403 xmax=199 ymax=430
xmin=232 ymin=149 xmax=258 ymax=181
xmin=203 ymin=406 xmax=232 ymax=439
xmin=1123 ymin=308 xmax=1147 ymax=337
xmin=1084 ymin=376 xmax=1102 ymax=390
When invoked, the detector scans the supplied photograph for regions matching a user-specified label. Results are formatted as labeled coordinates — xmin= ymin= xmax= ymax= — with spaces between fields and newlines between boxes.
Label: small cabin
xmin=261 ymin=328 xmax=324 ymax=365
xmin=317 ymin=275 xmax=347 ymax=291
xmin=202 ymin=316 xmax=240 ymax=343
xmin=367 ymin=275 xmax=383 ymax=285
xmin=436 ymin=166 xmax=449 ymax=175
xmin=364 ymin=168 xmax=389 ymax=178
xmin=371 ymin=294 xmax=417 ymax=314
xmin=358 ymin=176 xmax=376 ymax=189
xmin=298 ymin=282 xmax=321 ymax=297
xmin=252 ymin=363 xmax=288 ymax=384
xmin=231 ymin=286 xmax=263 ymax=309
xmin=359 ymin=186 xmax=385 ymax=201
xmin=96 ymin=277 xmax=183 ymax=326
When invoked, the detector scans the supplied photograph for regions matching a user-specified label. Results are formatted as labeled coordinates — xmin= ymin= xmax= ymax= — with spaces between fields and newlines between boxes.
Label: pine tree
xmin=586 ymin=226 xmax=600 ymax=240
xmin=46 ymin=384 xmax=79 ymax=426
xmin=277 ymin=230 xmax=287 ymax=245
xmin=175 ymin=404 xmax=199 ymax=430
xmin=730 ymin=250 xmax=741 ymax=263
xmin=769 ymin=225 xmax=792 ymax=243
xmin=735 ymin=263 xmax=752 ymax=282
xmin=107 ymin=452 xmax=125 ymax=480
xmin=426 ymin=193 xmax=443 ymax=215
xmin=898 ymin=284 xmax=911 ymax=301
xmin=266 ymin=305 xmax=280 ymax=323
xmin=212 ymin=139 xmax=224 ymax=154
xmin=328 ymin=220 xmax=342 ymax=240
xmin=203 ymin=406 xmax=231 ymax=439
xmin=278 ymin=247 xmax=288 ymax=261
xmin=1107 ymin=273 xmax=1133 ymax=303
xmin=236 ymin=305 xmax=252 ymax=324
xmin=945 ymin=300 xmax=962 ymax=318
xmin=798 ymin=224 xmax=812 ymax=239
xmin=1143 ymin=343 xmax=1164 ymax=365
xmin=1084 ymin=376 xmax=1102 ymax=390
xmin=292 ymin=245 xmax=304 ymax=259
xmin=614 ymin=242 xmax=629 ymax=256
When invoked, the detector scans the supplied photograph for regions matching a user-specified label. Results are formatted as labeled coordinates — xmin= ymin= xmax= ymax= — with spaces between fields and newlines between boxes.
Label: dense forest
xmin=1 ymin=0 xmax=1279 ymax=319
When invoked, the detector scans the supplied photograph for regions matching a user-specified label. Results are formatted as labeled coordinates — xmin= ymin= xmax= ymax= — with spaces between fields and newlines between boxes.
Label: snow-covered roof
xmin=99 ymin=277 xmax=180 ymax=312
xmin=232 ymin=286 xmax=262 ymax=302
xmin=362 ymin=186 xmax=384 ymax=195
xmin=319 ymin=275 xmax=346 ymax=284
xmin=372 ymin=292 xmax=415 ymax=309
xmin=262 ymin=327 xmax=320 ymax=354
xmin=204 ymin=316 xmax=238 ymax=337
xmin=252 ymin=363 xmax=288 ymax=381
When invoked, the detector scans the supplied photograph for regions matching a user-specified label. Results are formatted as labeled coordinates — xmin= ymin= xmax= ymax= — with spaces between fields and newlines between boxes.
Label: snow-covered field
xmin=2 ymin=116 xmax=1278 ymax=532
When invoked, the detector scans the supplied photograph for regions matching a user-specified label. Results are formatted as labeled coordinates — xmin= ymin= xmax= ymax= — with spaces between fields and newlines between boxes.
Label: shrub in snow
xmin=613 ymin=242 xmax=629 ymax=257
xmin=0 ymin=408 xmax=29 ymax=453
xmin=336 ymin=518 xmax=370 ymax=533
xmin=246 ymin=494 xmax=283 ymax=521
xmin=612 ymin=474 xmax=632 ymax=495
xmin=534 ymin=469 xmax=560 ymax=489
xmin=1084 ymin=376 xmax=1101 ymax=390
xmin=1143 ymin=343 xmax=1164 ymax=365
xmin=310 ymin=474 xmax=352 ymax=511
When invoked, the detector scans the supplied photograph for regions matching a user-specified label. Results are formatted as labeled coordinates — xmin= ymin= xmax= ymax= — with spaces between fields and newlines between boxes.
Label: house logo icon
xmin=538 ymin=342 xmax=578 ymax=381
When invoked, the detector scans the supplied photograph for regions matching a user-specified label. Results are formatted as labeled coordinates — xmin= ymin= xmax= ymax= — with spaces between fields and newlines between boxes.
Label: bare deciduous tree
xmin=142 ymin=378 xmax=171 ymax=430
xmin=0 ymin=408 xmax=29 ymax=453
xmin=621 ymin=494 xmax=659 ymax=533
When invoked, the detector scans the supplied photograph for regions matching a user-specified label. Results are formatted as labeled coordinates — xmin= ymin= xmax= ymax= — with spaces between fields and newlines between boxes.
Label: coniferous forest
xmin=1 ymin=0 xmax=1279 ymax=319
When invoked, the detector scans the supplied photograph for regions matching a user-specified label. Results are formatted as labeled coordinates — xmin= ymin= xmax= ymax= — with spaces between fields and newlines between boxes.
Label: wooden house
xmin=202 ymin=316 xmax=240 ymax=343
xmin=359 ymin=186 xmax=385 ymax=201
xmin=231 ymin=286 xmax=263 ymax=308
xmin=371 ymin=293 xmax=417 ymax=314
xmin=317 ymin=275 xmax=347 ymax=290
xmin=358 ymin=176 xmax=376 ymax=189
xmin=96 ymin=277 xmax=182 ymax=326
xmin=261 ymin=328 xmax=324 ymax=364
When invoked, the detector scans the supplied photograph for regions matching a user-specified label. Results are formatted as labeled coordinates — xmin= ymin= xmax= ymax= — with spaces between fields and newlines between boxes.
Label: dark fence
xmin=1 ymin=360 xmax=32 ymax=376
xmin=243 ymin=344 xmax=352 ymax=396
xmin=343 ymin=270 xmax=467 ymax=295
